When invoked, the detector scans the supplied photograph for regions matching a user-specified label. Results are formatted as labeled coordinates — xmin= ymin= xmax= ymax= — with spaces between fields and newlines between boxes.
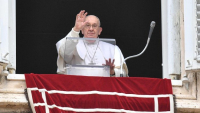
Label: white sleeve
xmin=113 ymin=46 xmax=129 ymax=77
xmin=56 ymin=28 xmax=80 ymax=73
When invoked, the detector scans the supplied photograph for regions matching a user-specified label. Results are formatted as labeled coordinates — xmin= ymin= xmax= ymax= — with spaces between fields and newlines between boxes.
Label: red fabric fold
xmin=25 ymin=74 xmax=173 ymax=113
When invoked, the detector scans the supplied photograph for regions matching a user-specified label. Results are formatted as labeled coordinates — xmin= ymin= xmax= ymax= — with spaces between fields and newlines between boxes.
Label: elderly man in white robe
xmin=56 ymin=10 xmax=128 ymax=77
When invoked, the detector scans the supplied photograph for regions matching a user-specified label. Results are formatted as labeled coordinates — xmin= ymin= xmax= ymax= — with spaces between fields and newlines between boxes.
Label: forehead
xmin=85 ymin=16 xmax=100 ymax=25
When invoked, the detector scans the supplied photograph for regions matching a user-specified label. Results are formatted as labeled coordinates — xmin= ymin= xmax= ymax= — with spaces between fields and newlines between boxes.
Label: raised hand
xmin=103 ymin=58 xmax=115 ymax=75
xmin=73 ymin=10 xmax=88 ymax=32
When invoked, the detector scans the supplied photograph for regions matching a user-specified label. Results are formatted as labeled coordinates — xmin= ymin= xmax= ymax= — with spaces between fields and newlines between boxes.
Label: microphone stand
xmin=120 ymin=21 xmax=156 ymax=77
xmin=120 ymin=38 xmax=151 ymax=77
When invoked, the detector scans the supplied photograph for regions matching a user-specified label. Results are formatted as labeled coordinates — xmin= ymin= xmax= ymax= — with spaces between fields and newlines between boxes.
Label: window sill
xmin=7 ymin=74 xmax=25 ymax=80
xmin=7 ymin=74 xmax=183 ymax=87
xmin=171 ymin=80 xmax=182 ymax=87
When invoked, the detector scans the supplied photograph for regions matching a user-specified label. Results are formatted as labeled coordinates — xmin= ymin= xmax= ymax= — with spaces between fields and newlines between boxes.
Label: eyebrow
xmin=86 ymin=23 xmax=98 ymax=25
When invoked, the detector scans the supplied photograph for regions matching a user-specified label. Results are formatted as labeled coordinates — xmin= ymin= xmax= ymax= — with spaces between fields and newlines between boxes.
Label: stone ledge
xmin=0 ymin=106 xmax=31 ymax=113
xmin=0 ymin=93 xmax=28 ymax=105
xmin=0 ymin=93 xmax=31 ymax=112
xmin=176 ymin=101 xmax=200 ymax=113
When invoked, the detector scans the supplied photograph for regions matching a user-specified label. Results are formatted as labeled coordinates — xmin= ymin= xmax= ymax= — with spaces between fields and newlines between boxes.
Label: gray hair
xmin=85 ymin=15 xmax=101 ymax=26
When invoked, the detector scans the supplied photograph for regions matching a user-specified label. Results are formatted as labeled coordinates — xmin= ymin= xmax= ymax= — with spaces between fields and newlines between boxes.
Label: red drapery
xmin=25 ymin=74 xmax=173 ymax=113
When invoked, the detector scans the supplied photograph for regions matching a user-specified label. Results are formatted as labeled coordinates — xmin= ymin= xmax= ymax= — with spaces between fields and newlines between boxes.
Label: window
xmin=184 ymin=0 xmax=200 ymax=72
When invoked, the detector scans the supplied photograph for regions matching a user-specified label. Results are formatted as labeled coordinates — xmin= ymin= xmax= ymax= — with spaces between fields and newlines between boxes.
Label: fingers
xmin=77 ymin=10 xmax=87 ymax=19
xmin=109 ymin=58 xmax=111 ymax=64
xmin=79 ymin=10 xmax=85 ymax=18
xmin=76 ymin=14 xmax=79 ymax=21
xmin=105 ymin=59 xmax=109 ymax=64
xmin=110 ymin=59 xmax=115 ymax=69
xmin=109 ymin=58 xmax=115 ymax=65
xmin=105 ymin=58 xmax=115 ymax=65
xmin=83 ymin=11 xmax=88 ymax=18
xmin=76 ymin=10 xmax=83 ymax=20
xmin=112 ymin=59 xmax=115 ymax=65
xmin=74 ymin=10 xmax=88 ymax=32
xmin=105 ymin=58 xmax=111 ymax=65
xmin=103 ymin=59 xmax=115 ymax=74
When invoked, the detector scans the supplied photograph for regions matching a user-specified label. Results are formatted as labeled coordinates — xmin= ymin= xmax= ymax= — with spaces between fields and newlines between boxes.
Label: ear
xmin=98 ymin=27 xmax=103 ymax=35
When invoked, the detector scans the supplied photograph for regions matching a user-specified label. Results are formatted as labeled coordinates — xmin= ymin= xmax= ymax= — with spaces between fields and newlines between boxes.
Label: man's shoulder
xmin=99 ymin=41 xmax=115 ymax=47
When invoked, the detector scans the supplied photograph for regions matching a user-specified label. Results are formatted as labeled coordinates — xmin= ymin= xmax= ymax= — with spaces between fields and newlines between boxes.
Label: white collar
xmin=76 ymin=40 xmax=115 ymax=60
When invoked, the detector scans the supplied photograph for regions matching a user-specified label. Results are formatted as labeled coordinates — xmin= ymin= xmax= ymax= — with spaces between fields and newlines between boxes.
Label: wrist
xmin=110 ymin=70 xmax=115 ymax=75
xmin=73 ymin=27 xmax=80 ymax=32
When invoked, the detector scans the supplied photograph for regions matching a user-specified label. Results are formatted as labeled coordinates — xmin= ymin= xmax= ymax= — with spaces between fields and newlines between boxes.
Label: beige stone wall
xmin=174 ymin=0 xmax=200 ymax=112
xmin=0 ymin=74 xmax=31 ymax=112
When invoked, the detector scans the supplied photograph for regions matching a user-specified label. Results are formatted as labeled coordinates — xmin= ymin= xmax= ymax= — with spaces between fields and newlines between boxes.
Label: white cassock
xmin=56 ymin=28 xmax=128 ymax=77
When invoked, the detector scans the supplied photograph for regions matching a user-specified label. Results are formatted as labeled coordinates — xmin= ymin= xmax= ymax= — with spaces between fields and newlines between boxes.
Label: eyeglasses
xmin=85 ymin=24 xmax=99 ymax=29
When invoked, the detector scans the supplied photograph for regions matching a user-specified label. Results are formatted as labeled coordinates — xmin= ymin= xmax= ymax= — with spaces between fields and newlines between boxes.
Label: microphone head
xmin=150 ymin=21 xmax=156 ymax=27
xmin=148 ymin=21 xmax=156 ymax=38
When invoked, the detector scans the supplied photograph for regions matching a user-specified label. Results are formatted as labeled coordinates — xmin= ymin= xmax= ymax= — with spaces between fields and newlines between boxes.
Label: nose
xmin=89 ymin=27 xmax=94 ymax=31
xmin=89 ymin=25 xmax=94 ymax=30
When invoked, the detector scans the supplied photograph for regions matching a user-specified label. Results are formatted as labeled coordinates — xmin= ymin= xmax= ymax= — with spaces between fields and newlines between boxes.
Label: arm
xmin=57 ymin=29 xmax=80 ymax=62
xmin=113 ymin=46 xmax=128 ymax=77
xmin=56 ymin=10 xmax=88 ymax=73
xmin=56 ymin=29 xmax=80 ymax=73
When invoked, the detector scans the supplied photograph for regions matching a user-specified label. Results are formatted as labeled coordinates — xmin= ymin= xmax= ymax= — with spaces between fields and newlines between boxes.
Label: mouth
xmin=87 ymin=33 xmax=95 ymax=35
xmin=87 ymin=33 xmax=96 ymax=37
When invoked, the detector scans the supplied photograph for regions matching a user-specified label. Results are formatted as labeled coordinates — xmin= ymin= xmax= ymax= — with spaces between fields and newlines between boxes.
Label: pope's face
xmin=81 ymin=16 xmax=102 ymax=38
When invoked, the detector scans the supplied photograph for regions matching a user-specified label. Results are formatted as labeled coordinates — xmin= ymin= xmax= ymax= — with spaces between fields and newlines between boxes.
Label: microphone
xmin=148 ymin=21 xmax=156 ymax=39
xmin=120 ymin=21 xmax=156 ymax=77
